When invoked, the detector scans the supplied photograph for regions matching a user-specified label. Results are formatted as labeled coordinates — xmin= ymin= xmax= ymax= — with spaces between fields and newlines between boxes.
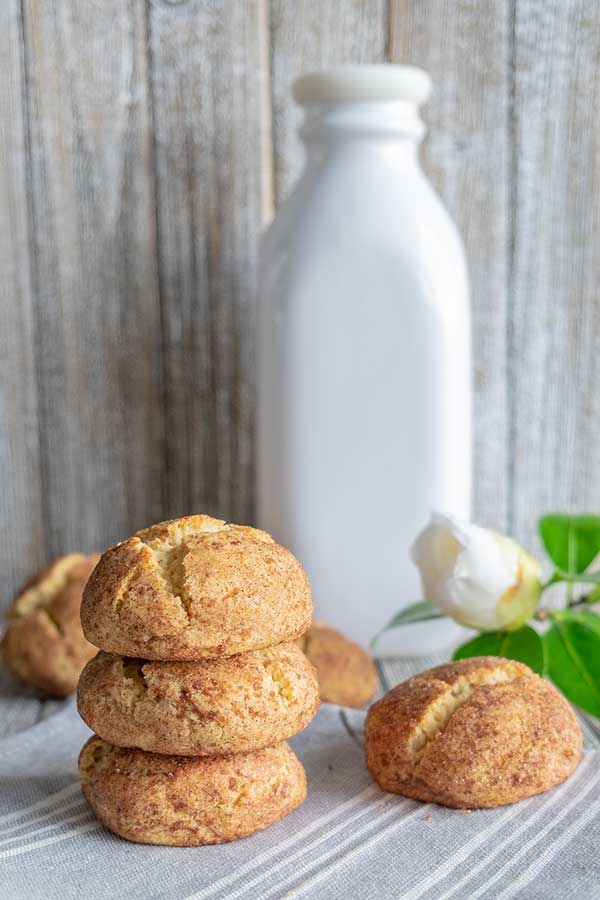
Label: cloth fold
xmin=1 ymin=697 xmax=600 ymax=900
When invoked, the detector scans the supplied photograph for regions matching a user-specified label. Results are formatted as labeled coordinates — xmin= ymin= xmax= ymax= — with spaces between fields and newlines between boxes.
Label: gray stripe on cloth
xmin=418 ymin=753 xmax=596 ymax=900
xmin=468 ymin=757 xmax=600 ymax=900
xmin=0 ymin=662 xmax=599 ymax=900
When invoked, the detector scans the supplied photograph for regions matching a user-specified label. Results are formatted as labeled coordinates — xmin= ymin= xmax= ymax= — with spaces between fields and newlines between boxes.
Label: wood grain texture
xmin=510 ymin=0 xmax=600 ymax=551
xmin=390 ymin=0 xmax=513 ymax=534
xmin=269 ymin=0 xmax=388 ymax=202
xmin=148 ymin=0 xmax=269 ymax=524
xmin=1 ymin=0 xmax=600 ymax=634
xmin=19 ymin=0 xmax=164 ymax=562
xmin=0 ymin=1 xmax=47 ymax=603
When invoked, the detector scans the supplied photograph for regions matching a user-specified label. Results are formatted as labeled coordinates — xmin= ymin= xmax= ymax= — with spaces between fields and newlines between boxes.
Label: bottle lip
xmin=293 ymin=65 xmax=432 ymax=107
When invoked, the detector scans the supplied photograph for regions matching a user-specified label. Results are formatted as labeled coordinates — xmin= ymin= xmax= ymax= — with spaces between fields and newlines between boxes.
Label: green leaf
xmin=452 ymin=625 xmax=545 ymax=675
xmin=584 ymin=584 xmax=600 ymax=603
xmin=539 ymin=514 xmax=600 ymax=574
xmin=554 ymin=569 xmax=600 ymax=586
xmin=576 ymin=609 xmax=600 ymax=630
xmin=550 ymin=608 xmax=600 ymax=633
xmin=544 ymin=614 xmax=600 ymax=716
xmin=370 ymin=601 xmax=444 ymax=647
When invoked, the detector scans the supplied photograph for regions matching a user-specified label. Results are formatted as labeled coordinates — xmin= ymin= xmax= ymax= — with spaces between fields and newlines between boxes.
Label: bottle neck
xmin=298 ymin=101 xmax=426 ymax=149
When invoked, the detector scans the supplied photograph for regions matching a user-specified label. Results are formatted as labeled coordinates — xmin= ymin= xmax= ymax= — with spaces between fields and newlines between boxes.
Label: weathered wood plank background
xmin=2 ymin=0 xmax=600 ymax=611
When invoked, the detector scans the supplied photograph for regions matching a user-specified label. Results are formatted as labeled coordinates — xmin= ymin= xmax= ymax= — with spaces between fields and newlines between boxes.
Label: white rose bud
xmin=411 ymin=513 xmax=542 ymax=632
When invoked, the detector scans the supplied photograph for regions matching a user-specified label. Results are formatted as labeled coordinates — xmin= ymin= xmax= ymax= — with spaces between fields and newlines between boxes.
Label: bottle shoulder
xmin=260 ymin=156 xmax=467 ymax=296
xmin=269 ymin=152 xmax=458 ymax=237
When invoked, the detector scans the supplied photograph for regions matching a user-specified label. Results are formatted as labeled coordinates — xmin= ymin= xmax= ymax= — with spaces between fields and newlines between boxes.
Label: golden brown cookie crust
xmin=78 ymin=642 xmax=319 ymax=756
xmin=1 ymin=554 xmax=100 ymax=696
xmin=79 ymin=737 xmax=307 ymax=845
xmin=365 ymin=656 xmax=582 ymax=809
xmin=81 ymin=515 xmax=312 ymax=659
xmin=298 ymin=623 xmax=377 ymax=708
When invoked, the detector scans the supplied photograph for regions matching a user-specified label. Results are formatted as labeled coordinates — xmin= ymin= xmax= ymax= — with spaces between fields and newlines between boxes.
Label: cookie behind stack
xmin=2 ymin=553 xmax=99 ymax=696
xmin=77 ymin=515 xmax=318 ymax=845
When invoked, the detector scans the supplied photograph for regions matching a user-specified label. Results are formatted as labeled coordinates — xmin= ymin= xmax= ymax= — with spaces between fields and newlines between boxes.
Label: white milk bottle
xmin=256 ymin=66 xmax=471 ymax=651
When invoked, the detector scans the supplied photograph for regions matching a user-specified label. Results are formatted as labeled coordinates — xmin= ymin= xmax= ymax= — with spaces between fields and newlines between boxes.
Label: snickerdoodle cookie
xmin=365 ymin=656 xmax=582 ymax=809
xmin=1 ymin=554 xmax=100 ymax=696
xmin=298 ymin=622 xmax=377 ymax=708
xmin=81 ymin=515 xmax=312 ymax=659
xmin=79 ymin=736 xmax=306 ymax=845
xmin=78 ymin=642 xmax=319 ymax=756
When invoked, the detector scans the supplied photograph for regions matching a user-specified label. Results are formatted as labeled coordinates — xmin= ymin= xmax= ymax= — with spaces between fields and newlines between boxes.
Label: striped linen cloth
xmin=1 ymin=658 xmax=600 ymax=900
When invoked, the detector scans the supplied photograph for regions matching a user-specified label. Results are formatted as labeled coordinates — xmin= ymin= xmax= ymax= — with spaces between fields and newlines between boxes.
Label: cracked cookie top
xmin=365 ymin=656 xmax=582 ymax=809
xmin=81 ymin=515 xmax=313 ymax=659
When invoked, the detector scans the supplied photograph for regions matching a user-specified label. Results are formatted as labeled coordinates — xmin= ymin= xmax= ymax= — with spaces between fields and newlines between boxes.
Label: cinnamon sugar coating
xmin=365 ymin=656 xmax=582 ymax=808
xmin=298 ymin=622 xmax=377 ymax=708
xmin=78 ymin=643 xmax=319 ymax=756
xmin=79 ymin=737 xmax=306 ymax=845
xmin=1 ymin=554 xmax=100 ymax=696
xmin=81 ymin=515 xmax=313 ymax=659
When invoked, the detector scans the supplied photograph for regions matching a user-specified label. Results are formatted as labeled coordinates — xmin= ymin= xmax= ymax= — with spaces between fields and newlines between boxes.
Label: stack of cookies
xmin=77 ymin=515 xmax=319 ymax=846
